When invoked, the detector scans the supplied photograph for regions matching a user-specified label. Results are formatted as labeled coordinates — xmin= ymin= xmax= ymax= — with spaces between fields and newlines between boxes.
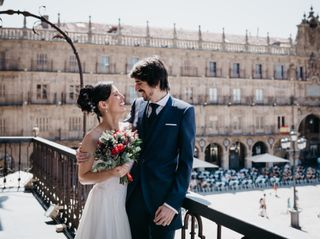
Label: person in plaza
xmin=258 ymin=197 xmax=264 ymax=217
xmin=273 ymin=180 xmax=279 ymax=197
xmin=125 ymin=55 xmax=196 ymax=239
xmin=258 ymin=193 xmax=268 ymax=218
xmin=75 ymin=83 xmax=133 ymax=239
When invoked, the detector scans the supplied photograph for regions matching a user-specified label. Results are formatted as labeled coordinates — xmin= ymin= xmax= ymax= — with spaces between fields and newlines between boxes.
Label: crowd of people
xmin=189 ymin=164 xmax=320 ymax=193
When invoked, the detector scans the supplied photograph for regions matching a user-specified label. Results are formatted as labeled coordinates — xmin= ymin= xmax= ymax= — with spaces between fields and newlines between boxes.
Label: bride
xmin=75 ymin=82 xmax=132 ymax=239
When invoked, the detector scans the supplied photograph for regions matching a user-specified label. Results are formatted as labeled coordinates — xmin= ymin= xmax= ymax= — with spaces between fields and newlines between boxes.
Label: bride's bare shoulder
xmin=80 ymin=127 xmax=101 ymax=152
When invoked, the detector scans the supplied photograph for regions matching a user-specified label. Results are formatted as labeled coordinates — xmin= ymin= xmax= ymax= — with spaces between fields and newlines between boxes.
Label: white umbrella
xmin=192 ymin=158 xmax=218 ymax=168
xmin=248 ymin=153 xmax=290 ymax=163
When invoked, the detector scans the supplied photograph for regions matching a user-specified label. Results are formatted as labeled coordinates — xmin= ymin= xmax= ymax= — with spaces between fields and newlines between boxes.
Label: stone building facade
xmin=0 ymin=8 xmax=320 ymax=169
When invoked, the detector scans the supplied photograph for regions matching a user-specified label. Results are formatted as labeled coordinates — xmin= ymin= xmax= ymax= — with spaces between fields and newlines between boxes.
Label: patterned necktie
xmin=148 ymin=103 xmax=159 ymax=122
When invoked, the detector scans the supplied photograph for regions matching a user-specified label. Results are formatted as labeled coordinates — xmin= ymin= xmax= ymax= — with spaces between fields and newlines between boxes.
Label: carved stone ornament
xmin=199 ymin=138 xmax=206 ymax=148
xmin=310 ymin=76 xmax=320 ymax=84
xmin=268 ymin=137 xmax=275 ymax=145
xmin=246 ymin=138 xmax=253 ymax=146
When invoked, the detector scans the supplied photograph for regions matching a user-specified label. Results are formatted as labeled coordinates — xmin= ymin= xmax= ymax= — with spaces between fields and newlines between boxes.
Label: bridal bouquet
xmin=92 ymin=128 xmax=142 ymax=184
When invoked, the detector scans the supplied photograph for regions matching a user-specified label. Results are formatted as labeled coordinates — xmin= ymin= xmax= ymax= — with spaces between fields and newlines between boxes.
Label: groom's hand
xmin=76 ymin=144 xmax=91 ymax=164
xmin=154 ymin=205 xmax=175 ymax=226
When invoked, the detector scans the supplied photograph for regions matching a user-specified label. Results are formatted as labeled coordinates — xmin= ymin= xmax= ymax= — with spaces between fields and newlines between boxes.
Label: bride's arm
xmin=77 ymin=133 xmax=129 ymax=185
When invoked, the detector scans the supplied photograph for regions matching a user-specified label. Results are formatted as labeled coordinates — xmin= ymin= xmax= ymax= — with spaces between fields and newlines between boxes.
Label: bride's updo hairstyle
xmin=77 ymin=83 xmax=112 ymax=121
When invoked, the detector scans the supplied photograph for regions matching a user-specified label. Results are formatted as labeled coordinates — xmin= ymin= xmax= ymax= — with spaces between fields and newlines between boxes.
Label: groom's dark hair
xmin=129 ymin=55 xmax=170 ymax=91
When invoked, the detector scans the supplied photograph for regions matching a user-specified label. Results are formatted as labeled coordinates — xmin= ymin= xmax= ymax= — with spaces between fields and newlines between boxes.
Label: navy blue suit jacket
xmin=126 ymin=96 xmax=196 ymax=229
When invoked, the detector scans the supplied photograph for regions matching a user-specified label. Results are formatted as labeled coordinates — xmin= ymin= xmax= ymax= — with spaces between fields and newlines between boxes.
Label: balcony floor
xmin=0 ymin=172 xmax=68 ymax=239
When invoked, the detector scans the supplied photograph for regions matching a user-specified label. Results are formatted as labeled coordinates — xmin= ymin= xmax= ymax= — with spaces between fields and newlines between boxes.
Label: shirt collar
xmin=154 ymin=93 xmax=170 ymax=107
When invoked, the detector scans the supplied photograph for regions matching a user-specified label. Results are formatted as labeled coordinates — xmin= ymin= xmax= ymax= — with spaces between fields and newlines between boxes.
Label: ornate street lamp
xmin=0 ymin=9 xmax=86 ymax=137
xmin=281 ymin=129 xmax=307 ymax=229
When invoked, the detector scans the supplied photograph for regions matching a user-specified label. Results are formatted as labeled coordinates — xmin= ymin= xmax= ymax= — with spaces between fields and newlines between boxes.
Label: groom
xmin=126 ymin=56 xmax=195 ymax=239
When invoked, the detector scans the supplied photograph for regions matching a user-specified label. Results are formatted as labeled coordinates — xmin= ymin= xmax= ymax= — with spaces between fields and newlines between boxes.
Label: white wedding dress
xmin=75 ymin=176 xmax=132 ymax=239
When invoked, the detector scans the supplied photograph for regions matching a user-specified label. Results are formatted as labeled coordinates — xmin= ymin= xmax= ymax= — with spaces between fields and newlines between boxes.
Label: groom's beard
xmin=139 ymin=90 xmax=154 ymax=101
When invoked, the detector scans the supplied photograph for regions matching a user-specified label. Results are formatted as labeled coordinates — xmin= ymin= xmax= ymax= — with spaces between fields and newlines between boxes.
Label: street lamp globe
xmin=289 ymin=130 xmax=298 ymax=142
xmin=281 ymin=137 xmax=290 ymax=149
xmin=297 ymin=137 xmax=307 ymax=150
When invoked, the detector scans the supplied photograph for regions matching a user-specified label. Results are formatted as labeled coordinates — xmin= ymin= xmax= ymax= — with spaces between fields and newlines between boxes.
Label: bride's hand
xmin=110 ymin=163 xmax=131 ymax=177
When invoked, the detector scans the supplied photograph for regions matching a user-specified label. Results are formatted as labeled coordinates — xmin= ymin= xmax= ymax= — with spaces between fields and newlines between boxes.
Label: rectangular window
xmin=0 ymin=52 xmax=5 ymax=69
xmin=278 ymin=116 xmax=286 ymax=129
xmin=208 ymin=61 xmax=217 ymax=77
xmin=297 ymin=66 xmax=304 ymax=80
xmin=255 ymin=64 xmax=262 ymax=79
xmin=99 ymin=56 xmax=110 ymax=73
xmin=36 ymin=53 xmax=48 ymax=66
xmin=256 ymin=116 xmax=264 ymax=129
xmin=0 ymin=118 xmax=6 ymax=135
xmin=208 ymin=88 xmax=218 ymax=103
xmin=69 ymin=85 xmax=80 ymax=100
xmin=36 ymin=84 xmax=48 ymax=99
xmin=185 ymin=87 xmax=193 ymax=101
xmin=36 ymin=117 xmax=49 ymax=132
xmin=232 ymin=88 xmax=241 ymax=103
xmin=127 ymin=57 xmax=139 ymax=73
xmin=208 ymin=116 xmax=218 ymax=131
xmin=275 ymin=64 xmax=285 ymax=79
xmin=69 ymin=117 xmax=81 ymax=131
xmin=69 ymin=55 xmax=77 ymax=67
xmin=233 ymin=116 xmax=242 ymax=130
xmin=232 ymin=63 xmax=240 ymax=78
xmin=255 ymin=89 xmax=263 ymax=103
xmin=68 ymin=55 xmax=78 ymax=72
xmin=0 ymin=84 xmax=5 ymax=97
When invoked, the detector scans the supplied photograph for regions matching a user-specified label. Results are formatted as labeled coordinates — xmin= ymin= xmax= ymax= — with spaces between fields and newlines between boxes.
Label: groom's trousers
xmin=126 ymin=185 xmax=175 ymax=239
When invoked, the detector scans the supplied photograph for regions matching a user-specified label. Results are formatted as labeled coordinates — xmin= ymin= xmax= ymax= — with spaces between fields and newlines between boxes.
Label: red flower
xmin=111 ymin=147 xmax=119 ymax=155
xmin=117 ymin=143 xmax=125 ymax=153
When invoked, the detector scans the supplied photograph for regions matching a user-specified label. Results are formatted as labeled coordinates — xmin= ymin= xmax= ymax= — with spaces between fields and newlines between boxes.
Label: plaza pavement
xmin=175 ymin=185 xmax=320 ymax=239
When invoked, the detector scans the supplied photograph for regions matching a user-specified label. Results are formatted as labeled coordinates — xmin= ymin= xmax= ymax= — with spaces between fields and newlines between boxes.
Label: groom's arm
xmin=154 ymin=105 xmax=195 ymax=226
xmin=76 ymin=145 xmax=91 ymax=164
xmin=165 ymin=105 xmax=196 ymax=211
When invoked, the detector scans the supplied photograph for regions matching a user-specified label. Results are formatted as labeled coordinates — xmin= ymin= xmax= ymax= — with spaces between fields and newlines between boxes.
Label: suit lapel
xmin=137 ymin=100 xmax=147 ymax=138
xmin=142 ymin=97 xmax=173 ymax=156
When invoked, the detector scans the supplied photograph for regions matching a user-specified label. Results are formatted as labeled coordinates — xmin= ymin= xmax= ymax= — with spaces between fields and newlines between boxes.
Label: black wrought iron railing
xmin=0 ymin=137 xmax=311 ymax=239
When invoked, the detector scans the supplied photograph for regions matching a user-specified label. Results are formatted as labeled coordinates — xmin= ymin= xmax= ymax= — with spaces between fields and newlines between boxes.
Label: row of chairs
xmin=190 ymin=166 xmax=320 ymax=193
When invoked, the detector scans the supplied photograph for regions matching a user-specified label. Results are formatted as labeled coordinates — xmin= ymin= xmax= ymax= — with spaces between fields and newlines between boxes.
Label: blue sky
xmin=1 ymin=0 xmax=320 ymax=38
